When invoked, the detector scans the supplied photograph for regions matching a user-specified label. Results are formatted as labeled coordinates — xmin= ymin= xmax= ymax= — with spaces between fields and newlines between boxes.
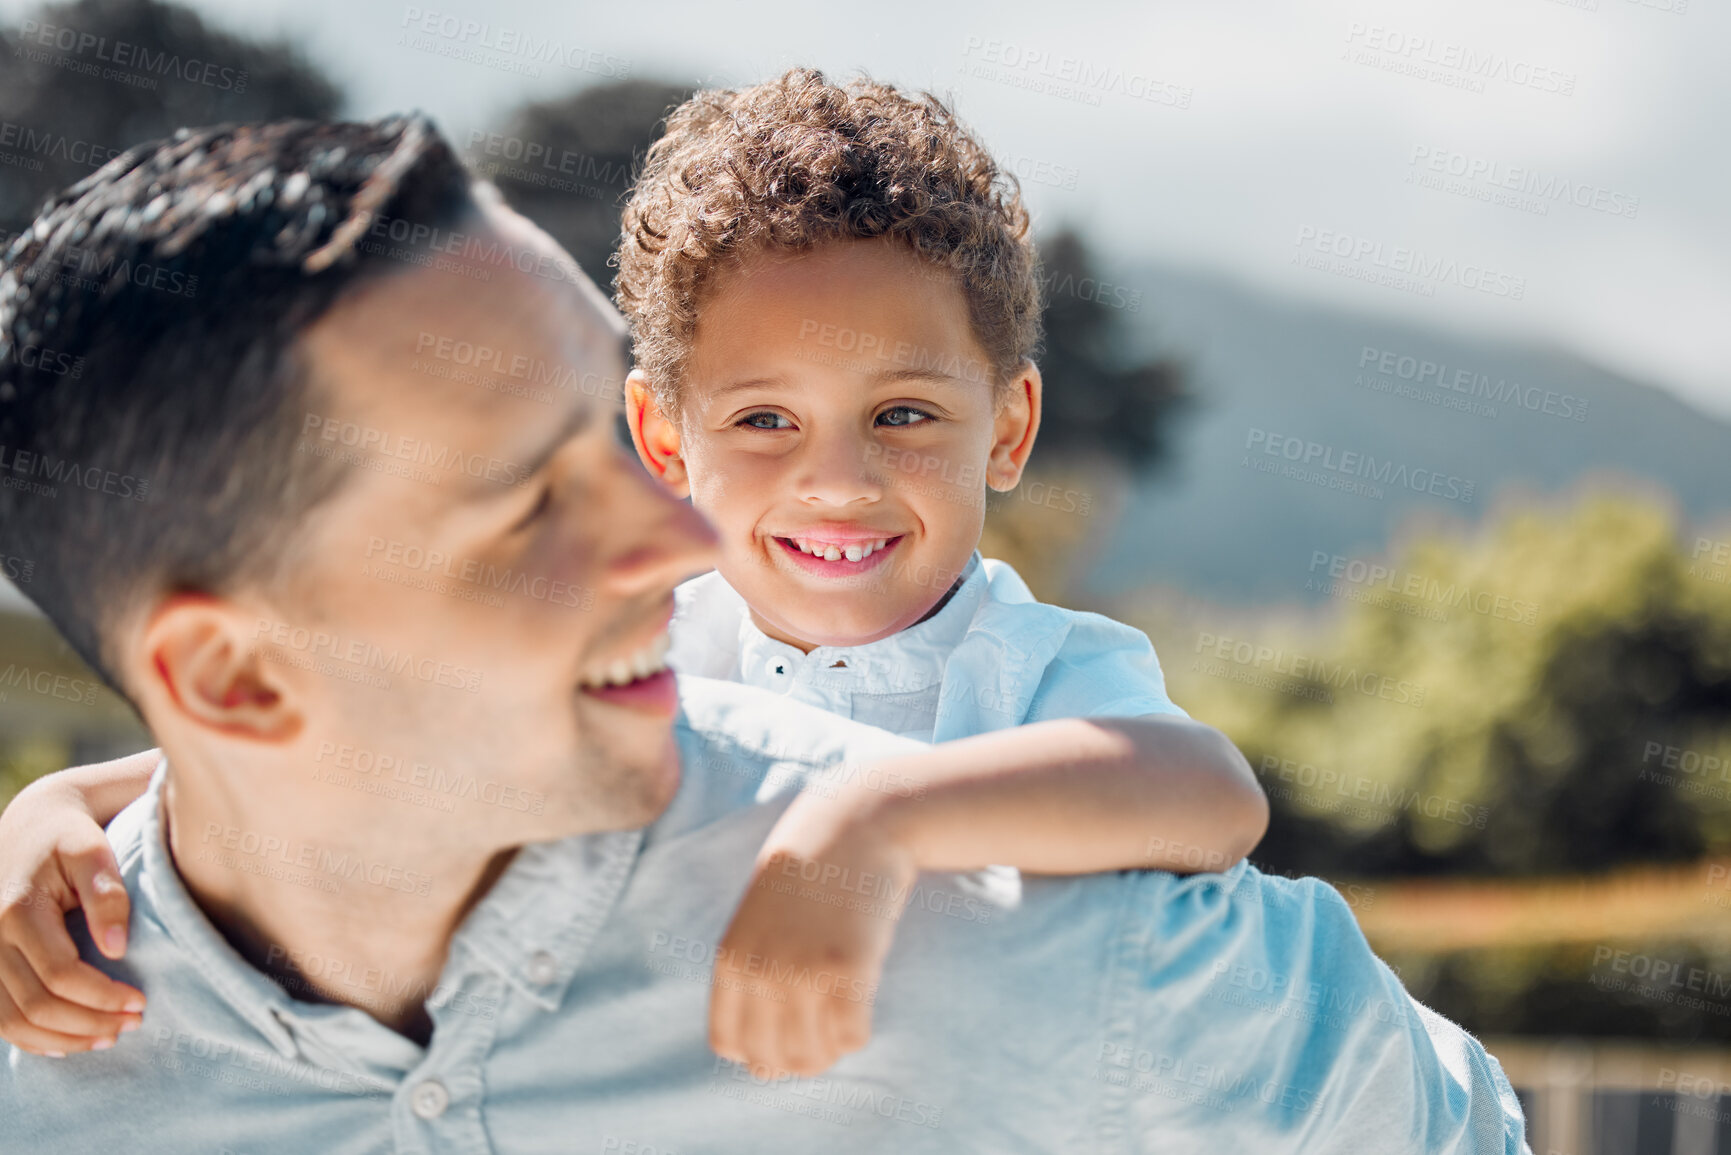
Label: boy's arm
xmin=834 ymin=713 xmax=1267 ymax=876
xmin=19 ymin=748 xmax=164 ymax=829
xmin=0 ymin=749 xmax=159 ymax=1055
xmin=710 ymin=716 xmax=1265 ymax=1076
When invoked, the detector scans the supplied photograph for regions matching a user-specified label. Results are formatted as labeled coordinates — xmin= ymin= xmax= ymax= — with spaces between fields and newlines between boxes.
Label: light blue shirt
xmin=670 ymin=553 xmax=1188 ymax=741
xmin=0 ymin=676 xmax=1529 ymax=1152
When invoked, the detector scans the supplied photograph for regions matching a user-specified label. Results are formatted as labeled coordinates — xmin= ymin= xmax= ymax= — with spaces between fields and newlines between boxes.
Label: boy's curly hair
xmin=615 ymin=68 xmax=1041 ymax=409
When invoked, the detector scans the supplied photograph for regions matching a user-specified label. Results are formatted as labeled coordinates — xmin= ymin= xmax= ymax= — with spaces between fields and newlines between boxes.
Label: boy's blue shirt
xmin=669 ymin=552 xmax=1188 ymax=741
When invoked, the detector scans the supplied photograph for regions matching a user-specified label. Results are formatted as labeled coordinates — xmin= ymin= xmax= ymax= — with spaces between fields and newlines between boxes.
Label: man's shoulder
xmin=658 ymin=676 xmax=929 ymax=840
xmin=0 ymin=768 xmax=358 ymax=1145
xmin=668 ymin=569 xmax=746 ymax=679
xmin=1099 ymin=862 xmax=1527 ymax=1151
xmin=675 ymin=675 xmax=926 ymax=764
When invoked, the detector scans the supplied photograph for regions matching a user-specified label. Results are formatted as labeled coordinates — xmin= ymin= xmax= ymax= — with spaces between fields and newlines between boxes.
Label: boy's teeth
xmin=788 ymin=536 xmax=893 ymax=561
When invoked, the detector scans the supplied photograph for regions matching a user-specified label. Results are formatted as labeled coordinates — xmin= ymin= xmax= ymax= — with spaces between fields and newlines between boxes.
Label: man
xmin=0 ymin=115 xmax=1528 ymax=1152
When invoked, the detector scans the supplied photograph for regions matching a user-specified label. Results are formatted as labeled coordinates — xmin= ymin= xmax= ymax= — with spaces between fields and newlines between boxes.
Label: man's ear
xmin=987 ymin=360 xmax=1043 ymax=492
xmin=625 ymin=369 xmax=690 ymax=498
xmin=133 ymin=595 xmax=302 ymax=744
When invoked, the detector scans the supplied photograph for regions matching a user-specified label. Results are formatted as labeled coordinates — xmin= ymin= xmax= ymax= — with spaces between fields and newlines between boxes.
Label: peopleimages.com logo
xmin=1293 ymin=225 xmax=1525 ymax=300
xmin=1243 ymin=428 xmax=1476 ymax=505
xmin=15 ymin=18 xmax=250 ymax=92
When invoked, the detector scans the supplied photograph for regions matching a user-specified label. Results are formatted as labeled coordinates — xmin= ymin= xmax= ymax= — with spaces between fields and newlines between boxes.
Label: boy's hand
xmin=709 ymin=794 xmax=917 ymax=1077
xmin=0 ymin=776 xmax=145 ymax=1056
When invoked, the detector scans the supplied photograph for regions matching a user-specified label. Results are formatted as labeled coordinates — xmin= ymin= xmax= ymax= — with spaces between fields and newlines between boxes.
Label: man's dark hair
xmin=0 ymin=114 xmax=477 ymax=692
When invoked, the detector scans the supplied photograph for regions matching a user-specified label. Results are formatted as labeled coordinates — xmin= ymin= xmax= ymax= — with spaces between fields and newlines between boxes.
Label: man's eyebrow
xmin=513 ymin=402 xmax=595 ymax=484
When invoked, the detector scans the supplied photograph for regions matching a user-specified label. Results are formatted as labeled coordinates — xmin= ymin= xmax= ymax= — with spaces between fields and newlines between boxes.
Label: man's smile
xmin=576 ymin=631 xmax=679 ymax=714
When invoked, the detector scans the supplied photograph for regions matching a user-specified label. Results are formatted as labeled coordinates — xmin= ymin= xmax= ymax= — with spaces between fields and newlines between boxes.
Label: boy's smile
xmin=627 ymin=238 xmax=1041 ymax=652
xmin=774 ymin=526 xmax=903 ymax=571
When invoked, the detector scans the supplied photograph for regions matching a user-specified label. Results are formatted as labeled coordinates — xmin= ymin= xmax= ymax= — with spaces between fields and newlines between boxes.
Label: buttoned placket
xmin=740 ymin=629 xmax=857 ymax=709
xmin=397 ymin=829 xmax=641 ymax=1154
xmin=382 ymin=827 xmax=641 ymax=1153
xmin=389 ymin=958 xmax=506 ymax=1155
xmin=733 ymin=554 xmax=984 ymax=723
xmin=140 ymin=758 xmax=644 ymax=1155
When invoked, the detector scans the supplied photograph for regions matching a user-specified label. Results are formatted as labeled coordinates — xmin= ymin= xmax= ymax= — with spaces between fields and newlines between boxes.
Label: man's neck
xmin=161 ymin=761 xmax=514 ymax=1044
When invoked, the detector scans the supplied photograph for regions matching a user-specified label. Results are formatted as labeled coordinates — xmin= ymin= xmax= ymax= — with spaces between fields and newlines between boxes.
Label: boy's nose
xmin=795 ymin=436 xmax=885 ymax=507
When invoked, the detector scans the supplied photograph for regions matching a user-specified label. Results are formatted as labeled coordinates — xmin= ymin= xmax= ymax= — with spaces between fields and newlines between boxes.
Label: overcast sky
xmin=6 ymin=0 xmax=1726 ymax=417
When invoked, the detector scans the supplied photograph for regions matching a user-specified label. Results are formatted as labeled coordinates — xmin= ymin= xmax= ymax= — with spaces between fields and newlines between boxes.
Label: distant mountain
xmin=1084 ymin=264 xmax=1731 ymax=603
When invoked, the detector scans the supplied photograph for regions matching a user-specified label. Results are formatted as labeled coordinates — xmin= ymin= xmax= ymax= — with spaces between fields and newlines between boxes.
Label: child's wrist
xmin=768 ymin=782 xmax=921 ymax=878
xmin=12 ymin=772 xmax=97 ymax=824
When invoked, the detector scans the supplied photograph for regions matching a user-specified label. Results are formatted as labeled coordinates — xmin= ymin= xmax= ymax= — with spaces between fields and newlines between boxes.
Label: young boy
xmin=0 ymin=71 xmax=1266 ymax=1077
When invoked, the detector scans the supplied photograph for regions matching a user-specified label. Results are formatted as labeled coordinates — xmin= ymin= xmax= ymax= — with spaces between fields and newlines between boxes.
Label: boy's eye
xmin=737 ymin=411 xmax=793 ymax=430
xmin=877 ymin=406 xmax=935 ymax=428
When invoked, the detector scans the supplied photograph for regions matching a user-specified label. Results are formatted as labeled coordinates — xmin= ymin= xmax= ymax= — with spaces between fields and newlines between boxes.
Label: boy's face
xmin=629 ymin=238 xmax=1040 ymax=650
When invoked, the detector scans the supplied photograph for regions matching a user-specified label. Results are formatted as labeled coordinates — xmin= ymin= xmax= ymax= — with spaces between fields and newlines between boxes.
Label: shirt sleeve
xmin=1023 ymin=610 xmax=1190 ymax=724
xmin=1094 ymin=865 xmax=1530 ymax=1153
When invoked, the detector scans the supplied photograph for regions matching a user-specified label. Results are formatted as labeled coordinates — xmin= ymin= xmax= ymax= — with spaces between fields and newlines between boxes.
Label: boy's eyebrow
xmin=700 ymin=365 xmax=977 ymax=401
xmin=864 ymin=366 xmax=977 ymax=389
xmin=704 ymin=376 xmax=790 ymax=400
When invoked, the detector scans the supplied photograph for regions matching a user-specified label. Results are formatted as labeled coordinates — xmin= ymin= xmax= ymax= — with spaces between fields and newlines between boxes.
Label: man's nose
xmin=796 ymin=429 xmax=885 ymax=507
xmin=596 ymin=443 xmax=719 ymax=597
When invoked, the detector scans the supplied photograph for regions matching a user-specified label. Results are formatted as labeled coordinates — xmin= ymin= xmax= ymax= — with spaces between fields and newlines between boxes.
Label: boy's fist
xmin=0 ymin=777 xmax=145 ymax=1056
xmin=708 ymin=799 xmax=917 ymax=1078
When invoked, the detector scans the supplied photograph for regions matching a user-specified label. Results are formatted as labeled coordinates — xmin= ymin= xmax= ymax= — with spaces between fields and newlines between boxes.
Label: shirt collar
xmin=735 ymin=552 xmax=986 ymax=694
xmin=136 ymin=759 xmax=641 ymax=1071
xmin=447 ymin=826 xmax=642 ymax=1013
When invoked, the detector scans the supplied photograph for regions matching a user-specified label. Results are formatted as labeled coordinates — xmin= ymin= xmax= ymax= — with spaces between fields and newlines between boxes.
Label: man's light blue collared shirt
xmin=1 ymin=676 xmax=1528 ymax=1153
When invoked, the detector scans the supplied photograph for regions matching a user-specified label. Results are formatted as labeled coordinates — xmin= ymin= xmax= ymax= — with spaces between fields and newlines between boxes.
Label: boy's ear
xmin=132 ymin=595 xmax=302 ymax=744
xmin=625 ymin=369 xmax=690 ymax=497
xmin=987 ymin=360 xmax=1043 ymax=492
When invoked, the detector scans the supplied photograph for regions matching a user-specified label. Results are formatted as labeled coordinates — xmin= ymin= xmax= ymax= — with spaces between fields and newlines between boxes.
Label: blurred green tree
xmin=1160 ymin=493 xmax=1731 ymax=879
xmin=0 ymin=0 xmax=342 ymax=234
xmin=981 ymin=227 xmax=1190 ymax=598
xmin=1024 ymin=228 xmax=1188 ymax=469
xmin=0 ymin=0 xmax=341 ymax=795
xmin=471 ymin=80 xmax=691 ymax=293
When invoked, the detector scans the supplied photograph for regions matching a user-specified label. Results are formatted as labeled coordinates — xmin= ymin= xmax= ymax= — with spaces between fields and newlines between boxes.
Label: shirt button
xmin=410 ymin=1079 xmax=450 ymax=1120
xmin=526 ymin=950 xmax=558 ymax=985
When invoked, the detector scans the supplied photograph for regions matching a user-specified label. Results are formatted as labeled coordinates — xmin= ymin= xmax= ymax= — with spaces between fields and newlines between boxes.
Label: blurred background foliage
xmin=4 ymin=0 xmax=1731 ymax=1051
xmin=0 ymin=0 xmax=339 ymax=233
xmin=1152 ymin=492 xmax=1731 ymax=879
xmin=1123 ymin=491 xmax=1731 ymax=1038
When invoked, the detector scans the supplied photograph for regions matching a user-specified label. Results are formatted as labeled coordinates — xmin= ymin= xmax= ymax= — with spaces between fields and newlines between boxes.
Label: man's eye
xmin=512 ymin=487 xmax=551 ymax=532
xmin=877 ymin=406 xmax=935 ymax=428
xmin=738 ymin=411 xmax=793 ymax=430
